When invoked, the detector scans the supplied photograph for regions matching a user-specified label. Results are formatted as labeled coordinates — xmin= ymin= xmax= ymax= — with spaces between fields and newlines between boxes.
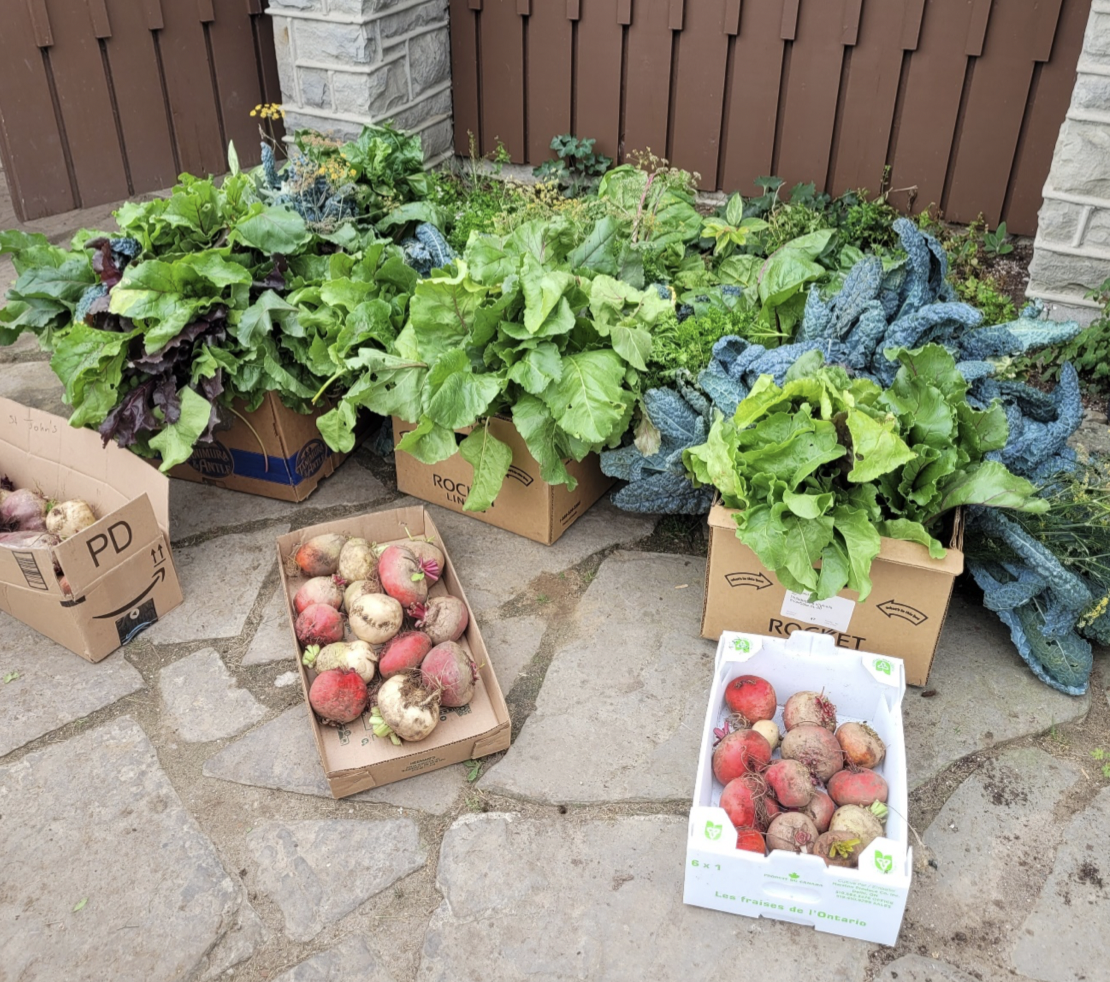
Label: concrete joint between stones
xmin=288 ymin=88 xmax=451 ymax=126
xmin=267 ymin=0 xmax=446 ymax=26
xmin=1075 ymin=205 xmax=1094 ymax=249
xmin=297 ymin=52 xmax=407 ymax=73
xmin=1076 ymin=58 xmax=1110 ymax=77
xmin=1033 ymin=233 xmax=1110 ymax=263
xmin=1026 ymin=287 xmax=1104 ymax=309
xmin=1042 ymin=186 xmax=1110 ymax=210
xmin=379 ymin=19 xmax=449 ymax=50
xmin=1066 ymin=108 xmax=1110 ymax=126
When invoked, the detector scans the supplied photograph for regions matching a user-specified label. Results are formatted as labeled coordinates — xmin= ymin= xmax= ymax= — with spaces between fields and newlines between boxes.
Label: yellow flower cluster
xmin=1078 ymin=593 xmax=1109 ymax=629
xmin=250 ymin=103 xmax=286 ymax=120
xmin=314 ymin=156 xmax=357 ymax=184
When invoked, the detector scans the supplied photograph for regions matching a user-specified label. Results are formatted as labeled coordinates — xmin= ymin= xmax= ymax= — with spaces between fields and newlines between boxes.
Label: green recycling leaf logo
xmin=705 ymin=821 xmax=723 ymax=841
xmin=874 ymin=851 xmax=893 ymax=873
xmin=873 ymin=659 xmax=892 ymax=676
xmin=731 ymin=638 xmax=751 ymax=653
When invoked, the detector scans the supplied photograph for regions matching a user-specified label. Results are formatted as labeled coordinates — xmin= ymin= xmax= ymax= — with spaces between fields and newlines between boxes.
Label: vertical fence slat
xmin=774 ymin=0 xmax=848 ymax=194
xmin=478 ymin=0 xmax=525 ymax=159
xmin=255 ymin=6 xmax=284 ymax=107
xmin=450 ymin=0 xmax=481 ymax=155
xmin=87 ymin=0 xmax=113 ymax=38
xmin=719 ymin=0 xmax=786 ymax=194
xmin=574 ymin=0 xmax=622 ymax=161
xmin=102 ymin=0 xmax=177 ymax=193
xmin=207 ymin=0 xmax=268 ymax=169
xmin=622 ymin=0 xmax=674 ymax=160
xmin=1006 ymin=0 xmax=1088 ymax=235
xmin=44 ymin=0 xmax=130 ymax=206
xmin=887 ymin=0 xmax=977 ymax=215
xmin=828 ymin=0 xmax=911 ymax=196
xmin=25 ymin=0 xmax=54 ymax=47
xmin=0 ymin=0 xmax=72 ymax=219
xmin=525 ymin=2 xmax=572 ymax=163
xmin=669 ymin=0 xmax=731 ymax=183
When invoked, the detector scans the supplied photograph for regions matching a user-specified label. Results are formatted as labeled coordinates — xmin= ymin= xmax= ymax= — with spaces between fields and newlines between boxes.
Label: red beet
xmin=835 ymin=722 xmax=886 ymax=769
xmin=720 ymin=776 xmax=761 ymax=829
xmin=735 ymin=828 xmax=766 ymax=854
xmin=781 ymin=724 xmax=845 ymax=783
xmin=827 ymin=768 xmax=889 ymax=807
xmin=414 ymin=595 xmax=469 ymax=645
xmin=766 ymin=812 xmax=818 ymax=854
xmin=724 ymin=674 xmax=777 ymax=724
xmin=378 ymin=545 xmax=429 ymax=608
xmin=294 ymin=576 xmax=344 ymax=615
xmin=0 ymin=488 xmax=48 ymax=531
xmin=309 ymin=668 xmax=368 ymax=725
xmin=712 ymin=728 xmax=773 ymax=785
xmin=295 ymin=603 xmax=345 ymax=647
xmin=378 ymin=630 xmax=433 ymax=678
xmin=797 ymin=789 xmax=836 ymax=833
xmin=764 ymin=758 xmax=815 ymax=808
xmin=290 ymin=533 xmax=348 ymax=577
xmin=421 ymin=641 xmax=478 ymax=707
xmin=782 ymin=690 xmax=838 ymax=732
xmin=404 ymin=539 xmax=444 ymax=583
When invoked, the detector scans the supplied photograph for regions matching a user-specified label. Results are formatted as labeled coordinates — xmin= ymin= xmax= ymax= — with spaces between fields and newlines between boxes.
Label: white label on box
xmin=780 ymin=591 xmax=855 ymax=633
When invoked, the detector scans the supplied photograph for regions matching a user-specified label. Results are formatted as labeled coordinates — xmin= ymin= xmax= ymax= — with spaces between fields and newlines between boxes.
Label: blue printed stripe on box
xmin=185 ymin=439 xmax=330 ymax=486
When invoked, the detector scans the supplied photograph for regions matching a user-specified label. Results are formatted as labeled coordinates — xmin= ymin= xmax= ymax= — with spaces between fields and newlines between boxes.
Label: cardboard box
xmin=0 ymin=398 xmax=183 ymax=662
xmin=278 ymin=505 xmax=511 ymax=797
xmin=684 ymin=629 xmax=911 ymax=947
xmin=701 ymin=505 xmax=964 ymax=687
xmin=392 ymin=415 xmax=614 ymax=545
xmin=168 ymin=393 xmax=362 ymax=502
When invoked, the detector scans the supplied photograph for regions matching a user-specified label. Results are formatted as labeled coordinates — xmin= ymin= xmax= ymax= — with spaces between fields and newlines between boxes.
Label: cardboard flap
xmin=53 ymin=494 xmax=164 ymax=595
xmin=0 ymin=544 xmax=62 ymax=596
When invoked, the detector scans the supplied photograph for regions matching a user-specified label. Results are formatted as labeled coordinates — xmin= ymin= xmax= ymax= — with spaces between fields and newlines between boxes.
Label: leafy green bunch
xmin=684 ymin=345 xmax=1047 ymax=602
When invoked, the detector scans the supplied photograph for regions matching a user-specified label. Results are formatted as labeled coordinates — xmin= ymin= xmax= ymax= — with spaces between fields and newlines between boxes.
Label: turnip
xmin=378 ymin=630 xmax=433 ymax=678
xmin=304 ymin=641 xmax=377 ymax=684
xmin=724 ymin=674 xmax=777 ymax=724
xmin=337 ymin=537 xmax=377 ymax=584
xmin=348 ymin=593 xmax=403 ymax=644
xmin=797 ymin=789 xmax=836 ymax=833
xmin=735 ymin=828 xmax=766 ymax=855
xmin=344 ymin=576 xmax=383 ymax=612
xmin=1 ymin=488 xmax=48 ymax=531
xmin=764 ymin=758 xmax=815 ymax=809
xmin=294 ymin=603 xmax=345 ymax=647
xmin=781 ymin=724 xmax=845 ymax=783
xmin=376 ymin=670 xmax=441 ymax=742
xmin=813 ymin=830 xmax=864 ymax=868
xmin=421 ymin=640 xmax=478 ymax=707
xmin=413 ymin=595 xmax=469 ymax=645
xmin=309 ymin=668 xmax=369 ymax=725
xmin=836 ymin=721 xmax=886 ymax=769
xmin=782 ymin=690 xmax=838 ymax=732
xmin=377 ymin=544 xmax=428 ymax=608
xmin=827 ymin=767 xmax=889 ymax=807
xmin=0 ymin=531 xmax=60 ymax=549
xmin=766 ymin=812 xmax=818 ymax=854
xmin=752 ymin=719 xmax=780 ymax=752
xmin=288 ymin=533 xmax=348 ymax=577
xmin=44 ymin=499 xmax=97 ymax=539
xmin=829 ymin=804 xmax=884 ymax=849
xmin=400 ymin=537 xmax=444 ymax=583
xmin=712 ymin=728 xmax=773 ymax=785
xmin=293 ymin=576 xmax=344 ymax=615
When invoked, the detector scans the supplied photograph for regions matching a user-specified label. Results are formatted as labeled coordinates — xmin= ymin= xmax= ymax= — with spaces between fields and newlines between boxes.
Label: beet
xmin=377 ymin=670 xmax=440 ymax=741
xmin=420 ymin=640 xmax=478 ymax=707
xmin=735 ymin=828 xmax=766 ymax=854
xmin=813 ymin=830 xmax=865 ymax=868
xmin=309 ymin=668 xmax=368 ymax=725
xmin=337 ymin=537 xmax=376 ymax=584
xmin=720 ymin=777 xmax=761 ymax=830
xmin=0 ymin=531 xmax=60 ymax=549
xmin=724 ymin=674 xmax=777 ymax=724
xmin=780 ymin=724 xmax=844 ymax=783
xmin=829 ymin=805 xmax=884 ymax=850
xmin=797 ymin=789 xmax=836 ymax=833
xmin=827 ymin=768 xmax=889 ymax=807
xmin=782 ymin=690 xmax=838 ymax=732
xmin=377 ymin=544 xmax=428 ymax=608
xmin=404 ymin=539 xmax=445 ymax=583
xmin=1 ymin=489 xmax=48 ymax=531
xmin=835 ymin=722 xmax=886 ymax=769
xmin=295 ymin=603 xmax=345 ymax=647
xmin=290 ymin=533 xmax=348 ymax=577
xmin=378 ymin=630 xmax=433 ymax=678
xmin=712 ymin=728 xmax=773 ymax=785
xmin=294 ymin=576 xmax=344 ymax=615
xmin=766 ymin=812 xmax=818 ymax=854
xmin=344 ymin=576 xmax=383 ymax=612
xmin=415 ymin=596 xmax=469 ymax=645
xmin=348 ymin=593 xmax=403 ymax=644
xmin=764 ymin=758 xmax=815 ymax=808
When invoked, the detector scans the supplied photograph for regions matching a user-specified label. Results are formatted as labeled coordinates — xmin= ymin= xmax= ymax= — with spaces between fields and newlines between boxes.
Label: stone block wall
xmin=1028 ymin=0 xmax=1110 ymax=320
xmin=267 ymin=0 xmax=453 ymax=164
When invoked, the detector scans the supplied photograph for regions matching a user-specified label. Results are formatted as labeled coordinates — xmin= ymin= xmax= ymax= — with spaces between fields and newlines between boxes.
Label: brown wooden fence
xmin=0 ymin=0 xmax=283 ymax=223
xmin=449 ymin=0 xmax=1091 ymax=235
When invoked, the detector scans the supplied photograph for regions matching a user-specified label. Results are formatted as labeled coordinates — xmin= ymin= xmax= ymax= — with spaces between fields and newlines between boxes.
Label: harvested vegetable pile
xmin=0 ymin=478 xmax=97 ymax=594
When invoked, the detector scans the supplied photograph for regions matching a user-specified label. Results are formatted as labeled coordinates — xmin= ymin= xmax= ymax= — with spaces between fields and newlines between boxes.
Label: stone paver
xmin=1012 ymin=786 xmax=1110 ymax=981
xmin=0 ymin=614 xmax=144 ymax=756
xmin=418 ymin=813 xmax=872 ymax=982
xmin=0 ymin=716 xmax=259 ymax=981
xmin=145 ymin=525 xmax=289 ymax=643
xmin=0 ymin=330 xmax=46 ymax=362
xmin=247 ymin=818 xmax=425 ymax=941
xmin=203 ymin=706 xmax=467 ymax=814
xmin=272 ymin=935 xmax=399 ymax=982
xmin=903 ymin=593 xmax=1090 ymax=790
xmin=0 ymin=358 xmax=66 ymax=416
xmin=243 ymin=584 xmax=298 ymax=666
xmin=480 ymin=551 xmax=716 ymax=804
xmin=424 ymin=499 xmax=656 ymax=615
xmin=170 ymin=458 xmax=391 ymax=540
xmin=874 ymin=955 xmax=983 ymax=982
xmin=475 ymin=611 xmax=546 ymax=692
xmin=159 ymin=648 xmax=267 ymax=742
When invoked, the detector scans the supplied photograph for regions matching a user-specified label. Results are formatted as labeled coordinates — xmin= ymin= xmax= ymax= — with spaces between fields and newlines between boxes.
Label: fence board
xmin=669 ymin=0 xmax=730 ymax=181
xmin=719 ymin=0 xmax=786 ymax=195
xmin=102 ymin=0 xmax=178 ymax=193
xmin=449 ymin=0 xmax=481 ymax=155
xmin=525 ymin=2 xmax=572 ymax=163
xmin=478 ymin=0 xmax=525 ymax=158
xmin=775 ymin=0 xmax=848 ymax=194
xmin=622 ymin=0 xmax=673 ymax=160
xmin=575 ymin=0 xmax=623 ymax=162
xmin=207 ymin=0 xmax=267 ymax=166
xmin=255 ymin=8 xmax=284 ymax=109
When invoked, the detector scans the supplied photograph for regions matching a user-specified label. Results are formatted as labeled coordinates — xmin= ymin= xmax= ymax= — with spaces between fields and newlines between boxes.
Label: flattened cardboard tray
xmin=0 ymin=398 xmax=182 ymax=661
xmin=392 ymin=415 xmax=614 ymax=545
xmin=278 ymin=506 xmax=511 ymax=798
xmin=685 ymin=630 xmax=911 ymax=947
xmin=168 ymin=392 xmax=366 ymax=502
xmin=701 ymin=505 xmax=964 ymax=687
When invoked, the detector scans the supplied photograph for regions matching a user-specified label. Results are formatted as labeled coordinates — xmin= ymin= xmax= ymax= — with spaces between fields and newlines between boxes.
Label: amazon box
xmin=391 ymin=415 xmax=614 ymax=545
xmin=168 ymin=393 xmax=364 ymax=502
xmin=701 ymin=505 xmax=963 ymax=687
xmin=278 ymin=505 xmax=511 ymax=797
xmin=0 ymin=398 xmax=182 ymax=662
